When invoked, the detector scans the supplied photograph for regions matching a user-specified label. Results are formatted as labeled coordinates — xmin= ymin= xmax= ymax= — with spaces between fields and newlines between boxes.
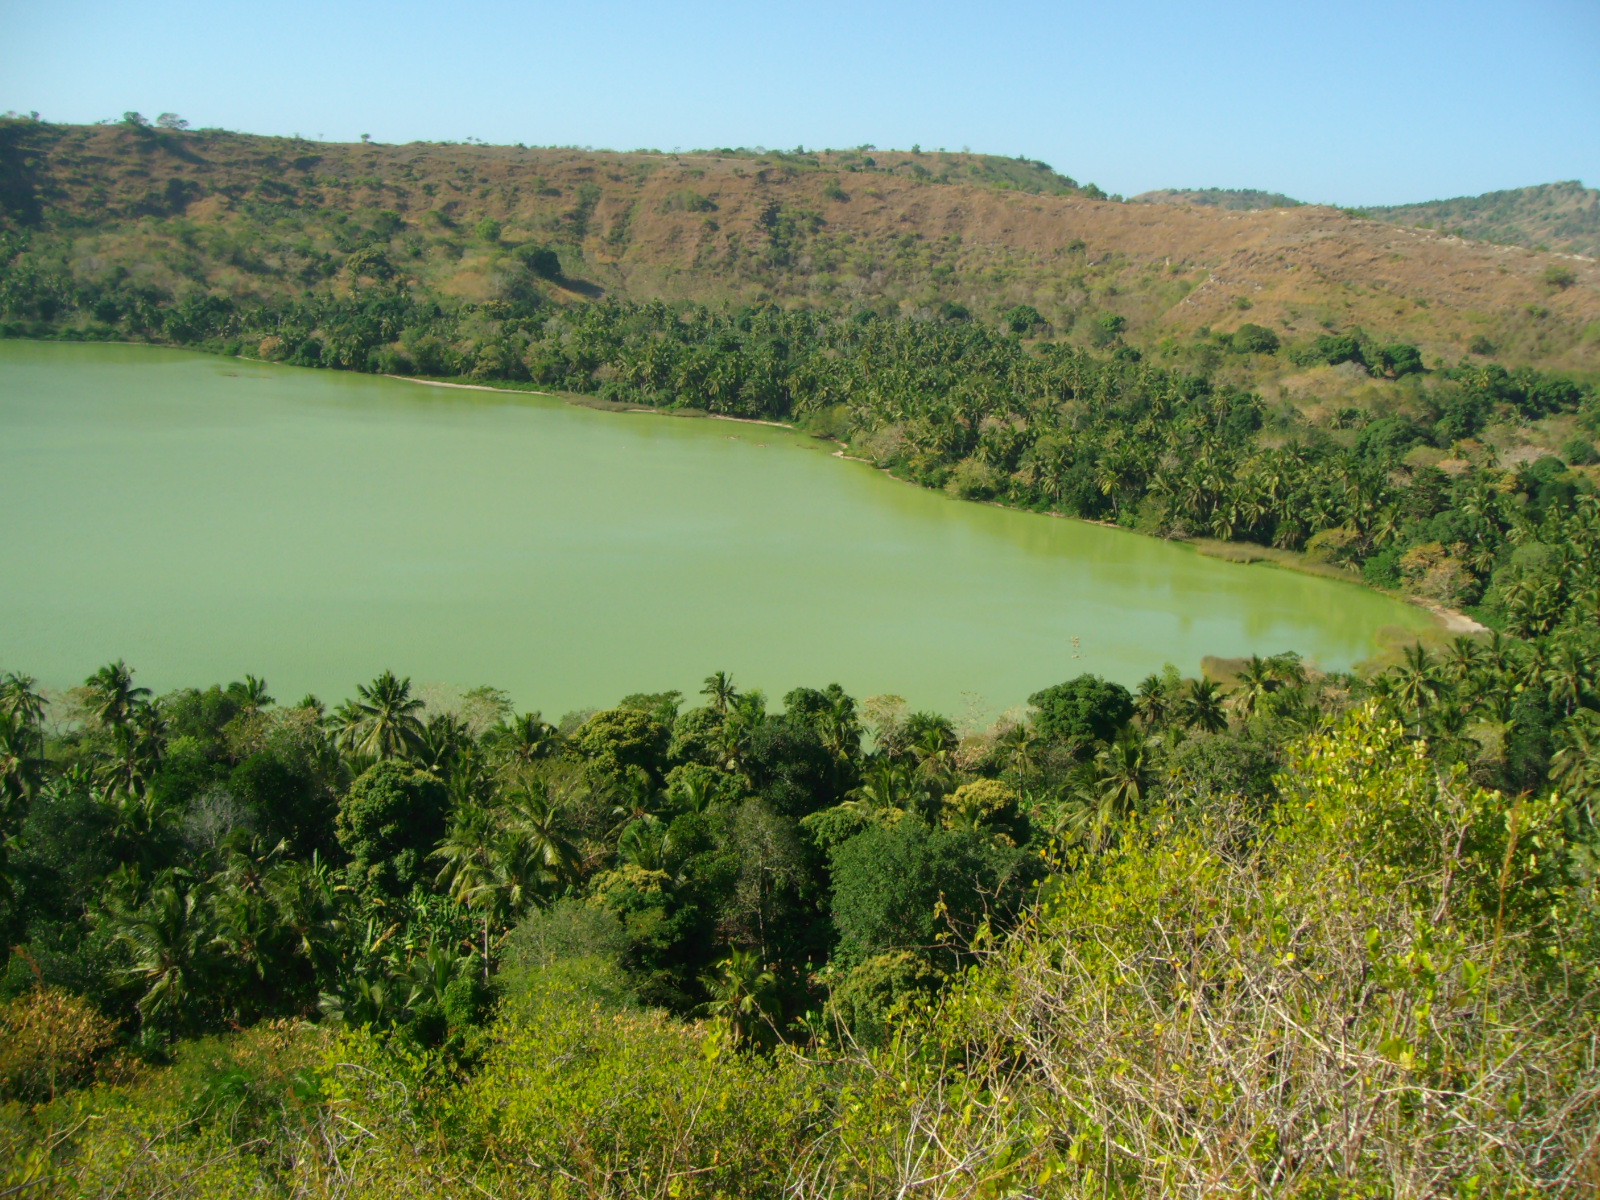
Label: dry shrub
xmin=0 ymin=986 xmax=119 ymax=1103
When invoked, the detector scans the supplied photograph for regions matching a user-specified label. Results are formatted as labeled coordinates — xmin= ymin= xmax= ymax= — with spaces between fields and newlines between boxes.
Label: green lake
xmin=0 ymin=341 xmax=1434 ymax=718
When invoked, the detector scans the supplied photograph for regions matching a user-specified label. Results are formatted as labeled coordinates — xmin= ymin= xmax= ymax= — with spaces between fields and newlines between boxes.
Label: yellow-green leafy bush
xmin=804 ymin=705 xmax=1600 ymax=1198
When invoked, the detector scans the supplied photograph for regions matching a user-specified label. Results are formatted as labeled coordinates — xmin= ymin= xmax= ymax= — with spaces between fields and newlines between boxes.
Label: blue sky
xmin=3 ymin=0 xmax=1596 ymax=207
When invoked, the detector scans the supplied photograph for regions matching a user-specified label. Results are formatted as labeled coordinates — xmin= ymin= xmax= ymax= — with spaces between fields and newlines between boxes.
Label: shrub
xmin=1371 ymin=340 xmax=1424 ymax=376
xmin=1228 ymin=322 xmax=1279 ymax=354
xmin=513 ymin=242 xmax=562 ymax=279
xmin=1027 ymin=674 xmax=1134 ymax=745
xmin=448 ymin=966 xmax=817 ymax=1196
xmin=0 ymin=986 xmax=118 ymax=1102
xmin=811 ymin=707 xmax=1596 ymax=1197
xmin=1561 ymin=434 xmax=1598 ymax=466
xmin=826 ymin=950 xmax=942 ymax=1048
xmin=659 ymin=188 xmax=717 ymax=213
xmin=1001 ymin=304 xmax=1043 ymax=334
xmin=1543 ymin=264 xmax=1576 ymax=289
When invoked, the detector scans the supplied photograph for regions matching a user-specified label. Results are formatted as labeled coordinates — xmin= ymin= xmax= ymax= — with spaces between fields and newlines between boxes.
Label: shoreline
xmin=382 ymin=373 xmax=796 ymax=430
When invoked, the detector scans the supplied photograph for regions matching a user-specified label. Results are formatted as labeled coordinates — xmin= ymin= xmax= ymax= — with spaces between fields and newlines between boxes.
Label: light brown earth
xmin=4 ymin=122 xmax=1599 ymax=372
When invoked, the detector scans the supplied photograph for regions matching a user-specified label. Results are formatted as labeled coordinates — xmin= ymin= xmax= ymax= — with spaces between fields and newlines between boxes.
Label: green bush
xmin=1560 ymin=434 xmax=1598 ymax=466
xmin=829 ymin=819 xmax=1039 ymax=968
xmin=335 ymin=761 xmax=448 ymax=897
xmin=1028 ymin=674 xmax=1134 ymax=745
xmin=1228 ymin=322 xmax=1279 ymax=354
xmin=1002 ymin=304 xmax=1043 ymax=334
xmin=826 ymin=950 xmax=942 ymax=1048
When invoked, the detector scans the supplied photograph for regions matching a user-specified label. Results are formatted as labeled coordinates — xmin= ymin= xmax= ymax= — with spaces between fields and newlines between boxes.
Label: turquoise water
xmin=0 ymin=341 xmax=1432 ymax=717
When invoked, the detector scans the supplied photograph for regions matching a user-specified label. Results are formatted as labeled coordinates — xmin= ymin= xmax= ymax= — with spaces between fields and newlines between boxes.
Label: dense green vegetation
xmin=1364 ymin=180 xmax=1600 ymax=260
xmin=0 ymin=623 xmax=1596 ymax=1194
xmin=1132 ymin=186 xmax=1303 ymax=210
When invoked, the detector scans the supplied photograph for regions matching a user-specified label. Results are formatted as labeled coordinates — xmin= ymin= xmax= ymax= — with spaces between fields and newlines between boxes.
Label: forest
xmin=0 ymin=611 xmax=1597 ymax=1194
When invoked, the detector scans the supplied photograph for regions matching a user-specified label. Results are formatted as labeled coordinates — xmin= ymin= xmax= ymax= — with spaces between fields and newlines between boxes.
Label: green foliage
xmin=513 ymin=241 xmax=562 ymax=279
xmin=1294 ymin=331 xmax=1365 ymax=367
xmin=1227 ymin=322 xmax=1279 ymax=354
xmin=1365 ymin=180 xmax=1600 ymax=259
xmin=336 ymin=761 xmax=447 ymax=897
xmin=825 ymin=949 xmax=942 ymax=1048
xmin=659 ymin=188 xmax=717 ymax=213
xmin=1561 ymin=434 xmax=1598 ymax=466
xmin=1002 ymin=303 xmax=1043 ymax=334
xmin=828 ymin=819 xmax=1040 ymax=968
xmin=1028 ymin=674 xmax=1134 ymax=746
xmin=571 ymin=706 xmax=670 ymax=782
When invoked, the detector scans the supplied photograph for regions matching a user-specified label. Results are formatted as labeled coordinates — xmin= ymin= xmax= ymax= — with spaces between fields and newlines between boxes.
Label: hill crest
xmin=2 ymin=119 xmax=1598 ymax=374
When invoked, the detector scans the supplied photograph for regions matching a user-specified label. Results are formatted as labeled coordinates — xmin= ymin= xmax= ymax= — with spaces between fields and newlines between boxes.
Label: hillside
xmin=3 ymin=117 xmax=1599 ymax=377
xmin=1364 ymin=180 xmax=1600 ymax=260
xmin=1133 ymin=187 xmax=1302 ymax=210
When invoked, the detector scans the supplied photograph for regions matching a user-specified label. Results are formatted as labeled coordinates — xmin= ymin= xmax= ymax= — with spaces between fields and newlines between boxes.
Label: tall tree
xmin=333 ymin=670 xmax=426 ymax=761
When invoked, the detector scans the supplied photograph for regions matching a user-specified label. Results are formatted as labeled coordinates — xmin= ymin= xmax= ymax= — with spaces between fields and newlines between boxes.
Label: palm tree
xmin=701 ymin=948 xmax=779 ymax=1048
xmin=503 ymin=711 xmax=560 ymax=765
xmin=0 ymin=709 xmax=44 ymax=813
xmin=618 ymin=815 xmax=671 ymax=872
xmin=1543 ymin=639 xmax=1595 ymax=718
xmin=1179 ymin=678 xmax=1228 ymax=735
xmin=102 ymin=869 xmax=212 ymax=1030
xmin=502 ymin=783 xmax=580 ymax=889
xmin=0 ymin=673 xmax=46 ymax=729
xmin=1074 ymin=728 xmax=1154 ymax=850
xmin=1420 ymin=701 xmax=1479 ymax=766
xmin=850 ymin=758 xmax=923 ymax=817
xmin=95 ymin=703 xmax=167 ymax=798
xmin=1229 ymin=656 xmax=1279 ymax=720
xmin=701 ymin=671 xmax=740 ymax=716
xmin=433 ymin=804 xmax=503 ymax=977
xmin=669 ymin=770 xmax=718 ymax=814
xmin=996 ymin=722 xmax=1044 ymax=783
xmin=1386 ymin=644 xmax=1449 ymax=731
xmin=263 ymin=854 xmax=344 ymax=987
xmin=238 ymin=675 xmax=274 ymax=712
xmin=333 ymin=670 xmax=426 ymax=760
xmin=812 ymin=687 xmax=862 ymax=765
xmin=1551 ymin=711 xmax=1600 ymax=833
xmin=416 ymin=712 xmax=471 ymax=776
xmin=83 ymin=660 xmax=150 ymax=727
xmin=1134 ymin=674 xmax=1172 ymax=730
xmin=1442 ymin=636 xmax=1484 ymax=686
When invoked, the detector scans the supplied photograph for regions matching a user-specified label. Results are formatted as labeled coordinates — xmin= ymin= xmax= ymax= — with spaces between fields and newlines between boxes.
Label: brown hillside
xmin=4 ymin=121 xmax=1599 ymax=372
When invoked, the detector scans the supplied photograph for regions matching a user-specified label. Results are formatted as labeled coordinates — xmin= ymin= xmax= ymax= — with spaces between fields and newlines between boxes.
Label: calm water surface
xmin=0 ymin=342 xmax=1433 ymax=717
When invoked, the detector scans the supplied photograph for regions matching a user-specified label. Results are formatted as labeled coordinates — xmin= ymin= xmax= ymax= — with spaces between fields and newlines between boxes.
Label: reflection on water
xmin=0 ymin=341 xmax=1434 ymax=717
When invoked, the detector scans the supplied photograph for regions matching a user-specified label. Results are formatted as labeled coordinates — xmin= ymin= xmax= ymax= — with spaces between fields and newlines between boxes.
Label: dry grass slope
xmin=3 ymin=120 xmax=1600 ymax=373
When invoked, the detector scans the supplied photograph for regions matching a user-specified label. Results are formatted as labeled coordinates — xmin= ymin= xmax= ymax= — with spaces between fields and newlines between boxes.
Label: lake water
xmin=0 ymin=341 xmax=1433 ymax=719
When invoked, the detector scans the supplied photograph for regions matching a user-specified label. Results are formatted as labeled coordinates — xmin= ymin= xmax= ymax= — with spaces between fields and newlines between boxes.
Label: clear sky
xmin=3 ymin=0 xmax=1595 ymax=207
